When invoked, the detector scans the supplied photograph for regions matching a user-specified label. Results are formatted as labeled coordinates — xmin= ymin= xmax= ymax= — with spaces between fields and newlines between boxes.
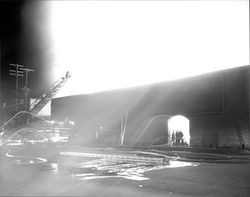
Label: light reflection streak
xmin=59 ymin=151 xmax=198 ymax=181
xmin=5 ymin=151 xmax=47 ymax=164
xmin=51 ymin=163 xmax=59 ymax=174
xmin=4 ymin=148 xmax=198 ymax=181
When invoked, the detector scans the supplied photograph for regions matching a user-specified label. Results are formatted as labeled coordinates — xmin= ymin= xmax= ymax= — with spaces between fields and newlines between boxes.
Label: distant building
xmin=51 ymin=65 xmax=250 ymax=149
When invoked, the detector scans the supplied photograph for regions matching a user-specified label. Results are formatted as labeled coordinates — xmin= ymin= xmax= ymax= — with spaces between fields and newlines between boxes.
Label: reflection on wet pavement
xmin=5 ymin=151 xmax=47 ymax=164
xmin=4 ymin=148 xmax=199 ymax=181
xmin=60 ymin=151 xmax=198 ymax=181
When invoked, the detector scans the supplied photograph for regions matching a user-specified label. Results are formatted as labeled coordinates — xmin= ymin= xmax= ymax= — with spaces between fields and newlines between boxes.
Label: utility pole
xmin=20 ymin=68 xmax=35 ymax=111
xmin=9 ymin=63 xmax=24 ymax=112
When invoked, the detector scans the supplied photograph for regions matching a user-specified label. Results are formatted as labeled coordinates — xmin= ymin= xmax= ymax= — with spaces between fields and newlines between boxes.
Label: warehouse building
xmin=51 ymin=65 xmax=250 ymax=149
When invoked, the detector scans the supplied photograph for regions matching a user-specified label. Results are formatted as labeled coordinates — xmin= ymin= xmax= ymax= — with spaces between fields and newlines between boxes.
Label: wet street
xmin=1 ymin=144 xmax=250 ymax=196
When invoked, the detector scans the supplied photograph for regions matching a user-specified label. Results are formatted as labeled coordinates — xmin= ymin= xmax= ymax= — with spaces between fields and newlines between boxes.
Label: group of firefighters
xmin=171 ymin=130 xmax=185 ymax=146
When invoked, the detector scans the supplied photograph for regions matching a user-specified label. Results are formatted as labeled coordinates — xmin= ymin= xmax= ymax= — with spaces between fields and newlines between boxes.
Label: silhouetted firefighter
xmin=171 ymin=130 xmax=185 ymax=146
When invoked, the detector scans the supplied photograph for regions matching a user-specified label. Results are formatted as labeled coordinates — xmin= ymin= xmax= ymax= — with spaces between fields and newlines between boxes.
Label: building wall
xmin=51 ymin=66 xmax=250 ymax=149
xmin=189 ymin=67 xmax=249 ymax=148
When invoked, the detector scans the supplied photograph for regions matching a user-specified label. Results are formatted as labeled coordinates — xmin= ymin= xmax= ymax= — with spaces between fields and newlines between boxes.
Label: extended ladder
xmin=29 ymin=71 xmax=71 ymax=115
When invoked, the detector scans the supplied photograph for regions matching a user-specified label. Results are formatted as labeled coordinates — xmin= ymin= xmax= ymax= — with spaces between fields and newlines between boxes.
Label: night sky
xmin=1 ymin=1 xmax=53 ymax=106
xmin=1 ymin=0 xmax=249 ymax=106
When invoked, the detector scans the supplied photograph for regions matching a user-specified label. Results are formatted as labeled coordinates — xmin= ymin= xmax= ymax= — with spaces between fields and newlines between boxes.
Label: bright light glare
xmin=46 ymin=1 xmax=249 ymax=97
xmin=168 ymin=115 xmax=190 ymax=145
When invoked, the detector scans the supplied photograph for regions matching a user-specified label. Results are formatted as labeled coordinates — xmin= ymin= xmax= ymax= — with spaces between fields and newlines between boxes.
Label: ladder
xmin=29 ymin=71 xmax=71 ymax=115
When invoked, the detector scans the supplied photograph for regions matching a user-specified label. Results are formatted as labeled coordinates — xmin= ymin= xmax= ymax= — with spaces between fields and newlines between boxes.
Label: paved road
xmin=1 ymin=144 xmax=250 ymax=196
